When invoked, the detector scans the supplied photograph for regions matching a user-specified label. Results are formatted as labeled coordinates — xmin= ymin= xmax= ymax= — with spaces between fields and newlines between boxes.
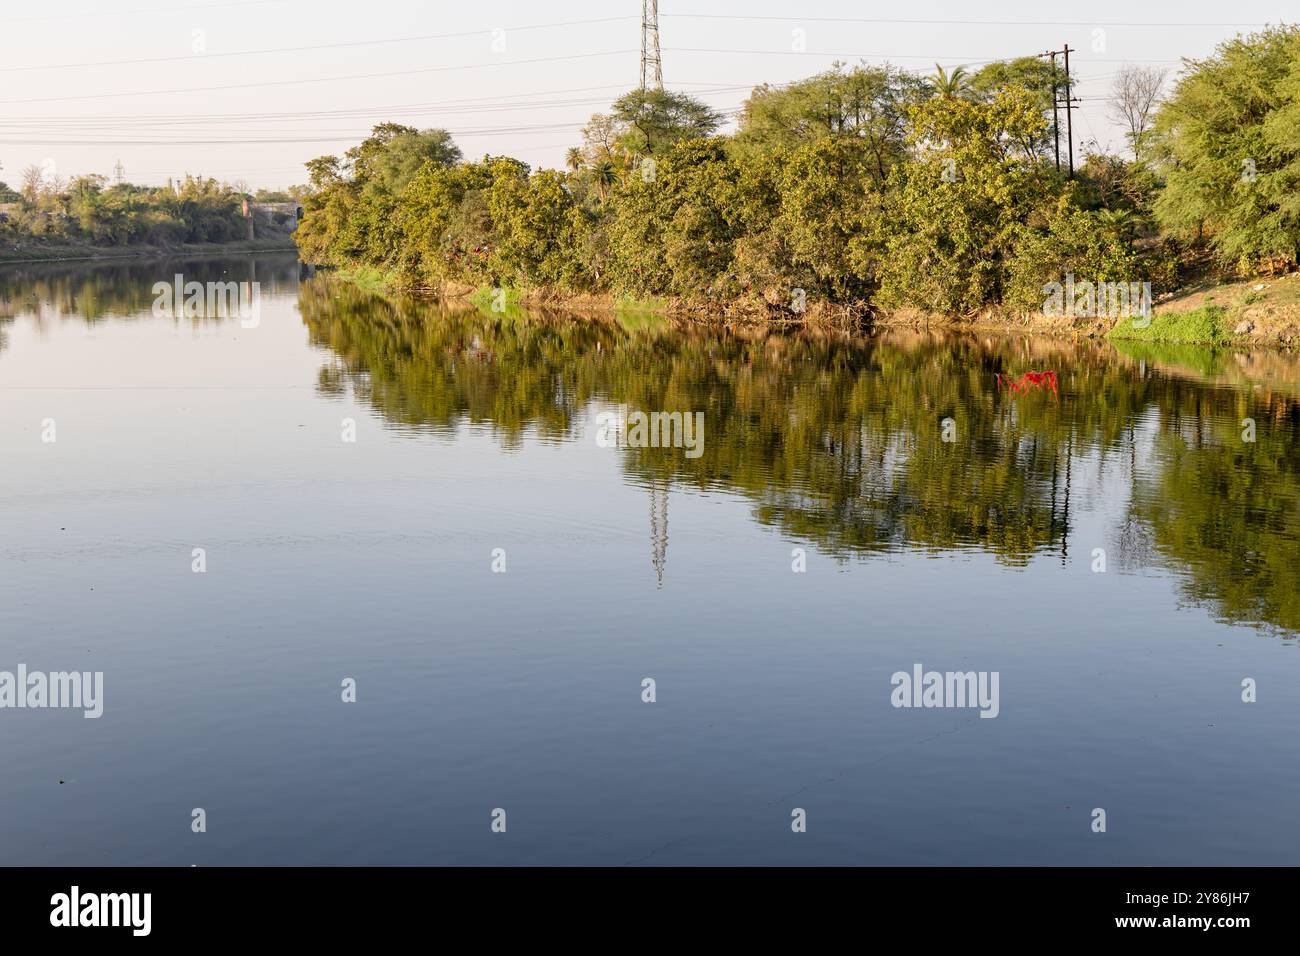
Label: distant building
xmin=253 ymin=202 xmax=303 ymax=233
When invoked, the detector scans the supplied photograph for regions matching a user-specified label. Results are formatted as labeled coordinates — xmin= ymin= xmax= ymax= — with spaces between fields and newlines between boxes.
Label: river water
xmin=1 ymin=253 xmax=1297 ymax=865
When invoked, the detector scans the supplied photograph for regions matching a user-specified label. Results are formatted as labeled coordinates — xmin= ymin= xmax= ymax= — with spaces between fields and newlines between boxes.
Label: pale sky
xmin=0 ymin=0 xmax=1290 ymax=190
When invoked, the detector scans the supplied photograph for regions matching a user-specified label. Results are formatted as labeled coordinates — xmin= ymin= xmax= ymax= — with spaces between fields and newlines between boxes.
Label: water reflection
xmin=0 ymin=254 xmax=301 ymax=327
xmin=5 ymin=256 xmax=1299 ymax=867
xmin=299 ymin=279 xmax=1300 ymax=636
xmin=2 ymin=260 xmax=1296 ymax=637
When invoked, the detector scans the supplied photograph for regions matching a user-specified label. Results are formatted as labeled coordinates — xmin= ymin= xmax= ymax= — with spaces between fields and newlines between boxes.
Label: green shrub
xmin=1108 ymin=306 xmax=1229 ymax=344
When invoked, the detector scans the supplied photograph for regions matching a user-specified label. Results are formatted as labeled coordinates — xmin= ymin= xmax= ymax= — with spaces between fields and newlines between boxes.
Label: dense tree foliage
xmin=604 ymin=89 xmax=725 ymax=159
xmin=0 ymin=172 xmax=269 ymax=247
xmin=297 ymin=30 xmax=1300 ymax=312
xmin=1153 ymin=26 xmax=1300 ymax=272
xmin=967 ymin=57 xmax=1064 ymax=161
xmin=734 ymin=64 xmax=923 ymax=167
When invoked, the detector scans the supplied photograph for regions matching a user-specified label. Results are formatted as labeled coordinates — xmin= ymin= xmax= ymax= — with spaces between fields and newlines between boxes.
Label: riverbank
xmin=0 ymin=237 xmax=298 ymax=265
xmin=1140 ymin=272 xmax=1300 ymax=347
xmin=318 ymin=265 xmax=1300 ymax=349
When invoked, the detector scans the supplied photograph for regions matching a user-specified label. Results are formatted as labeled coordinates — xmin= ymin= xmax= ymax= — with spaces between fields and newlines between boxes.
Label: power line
xmin=0 ymin=39 xmax=1182 ymax=109
xmin=0 ymin=5 xmax=1188 ymax=184
xmin=0 ymin=100 xmax=636 ymax=130
xmin=0 ymin=105 xmax=756 ymax=147
xmin=0 ymin=104 xmax=752 ymax=146
xmin=0 ymin=0 xmax=290 ymax=25
xmin=0 ymin=87 xmax=639 ymax=126
xmin=0 ymin=131 xmax=584 ymax=146
xmin=0 ymin=86 xmax=753 ymax=138
xmin=0 ymin=16 xmax=636 ymax=74
xmin=0 ymin=50 xmax=638 ymax=105
xmin=665 ymin=47 xmax=1185 ymax=64
xmin=660 ymin=12 xmax=1275 ymax=28
xmin=0 ymin=81 xmax=742 ymax=125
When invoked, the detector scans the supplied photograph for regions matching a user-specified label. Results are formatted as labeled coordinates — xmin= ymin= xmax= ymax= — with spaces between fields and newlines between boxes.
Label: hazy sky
xmin=0 ymin=0 xmax=1289 ymax=189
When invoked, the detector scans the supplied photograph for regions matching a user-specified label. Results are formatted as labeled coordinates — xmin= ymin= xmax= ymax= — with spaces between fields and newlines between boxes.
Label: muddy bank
xmin=314 ymin=268 xmax=1300 ymax=349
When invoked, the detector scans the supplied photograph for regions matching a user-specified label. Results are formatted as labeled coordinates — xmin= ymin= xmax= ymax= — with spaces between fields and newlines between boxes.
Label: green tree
xmin=297 ymin=124 xmax=461 ymax=268
xmin=929 ymin=64 xmax=971 ymax=99
xmin=734 ymin=64 xmax=925 ymax=175
xmin=488 ymin=166 xmax=587 ymax=289
xmin=608 ymin=138 xmax=742 ymax=298
xmin=969 ymin=57 xmax=1066 ymax=161
xmin=394 ymin=160 xmax=497 ymax=287
xmin=1152 ymin=26 xmax=1300 ymax=272
xmin=606 ymin=89 xmax=724 ymax=159
xmin=1004 ymin=194 xmax=1138 ymax=312
xmin=877 ymin=88 xmax=1051 ymax=313
xmin=767 ymin=138 xmax=885 ymax=301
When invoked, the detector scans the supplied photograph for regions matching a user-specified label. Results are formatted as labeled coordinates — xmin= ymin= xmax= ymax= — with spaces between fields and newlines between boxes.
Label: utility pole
xmin=1062 ymin=43 xmax=1075 ymax=178
xmin=1038 ymin=50 xmax=1061 ymax=172
xmin=640 ymin=0 xmax=663 ymax=91
xmin=1040 ymin=45 xmax=1079 ymax=177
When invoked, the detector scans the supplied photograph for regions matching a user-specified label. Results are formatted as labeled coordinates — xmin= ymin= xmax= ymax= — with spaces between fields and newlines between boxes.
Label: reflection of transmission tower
xmin=639 ymin=0 xmax=663 ymax=90
xmin=649 ymin=481 xmax=668 ymax=588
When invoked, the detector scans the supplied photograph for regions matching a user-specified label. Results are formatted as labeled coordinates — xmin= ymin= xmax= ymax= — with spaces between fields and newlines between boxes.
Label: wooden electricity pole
xmin=1062 ymin=43 xmax=1075 ymax=178
xmin=1038 ymin=49 xmax=1061 ymax=172
xmin=1040 ymin=44 xmax=1078 ymax=177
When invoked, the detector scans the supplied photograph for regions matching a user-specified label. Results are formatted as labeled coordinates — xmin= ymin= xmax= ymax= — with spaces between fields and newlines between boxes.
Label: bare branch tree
xmin=20 ymin=164 xmax=43 ymax=203
xmin=1109 ymin=65 xmax=1166 ymax=162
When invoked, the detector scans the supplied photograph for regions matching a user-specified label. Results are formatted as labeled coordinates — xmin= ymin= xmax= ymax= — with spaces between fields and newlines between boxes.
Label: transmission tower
xmin=113 ymin=159 xmax=125 ymax=185
xmin=639 ymin=0 xmax=663 ymax=91
xmin=649 ymin=480 xmax=668 ymax=588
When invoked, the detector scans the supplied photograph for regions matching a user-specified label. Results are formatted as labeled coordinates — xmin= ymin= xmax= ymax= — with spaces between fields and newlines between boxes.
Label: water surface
xmin=1 ymin=254 xmax=1297 ymax=865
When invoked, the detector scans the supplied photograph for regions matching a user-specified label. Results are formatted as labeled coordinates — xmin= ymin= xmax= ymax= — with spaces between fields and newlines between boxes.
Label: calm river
xmin=1 ymin=253 xmax=1297 ymax=865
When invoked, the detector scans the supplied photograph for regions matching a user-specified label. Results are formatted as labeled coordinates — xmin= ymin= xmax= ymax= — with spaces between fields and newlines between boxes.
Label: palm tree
xmin=591 ymin=160 xmax=617 ymax=201
xmin=931 ymin=64 xmax=971 ymax=99
xmin=1096 ymin=207 xmax=1140 ymax=243
xmin=564 ymin=147 xmax=583 ymax=174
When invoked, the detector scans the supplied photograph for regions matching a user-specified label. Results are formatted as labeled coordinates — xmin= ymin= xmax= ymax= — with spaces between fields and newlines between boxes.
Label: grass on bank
xmin=466 ymin=284 xmax=667 ymax=315
xmin=1108 ymin=306 xmax=1230 ymax=345
xmin=1143 ymin=272 xmax=1300 ymax=344
xmin=466 ymin=285 xmax=519 ymax=310
xmin=334 ymin=264 xmax=399 ymax=294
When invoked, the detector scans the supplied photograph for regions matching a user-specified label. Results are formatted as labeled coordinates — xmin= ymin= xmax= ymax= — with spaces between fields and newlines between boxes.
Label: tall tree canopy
xmin=1153 ymin=26 xmax=1300 ymax=272
xmin=601 ymin=89 xmax=725 ymax=159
